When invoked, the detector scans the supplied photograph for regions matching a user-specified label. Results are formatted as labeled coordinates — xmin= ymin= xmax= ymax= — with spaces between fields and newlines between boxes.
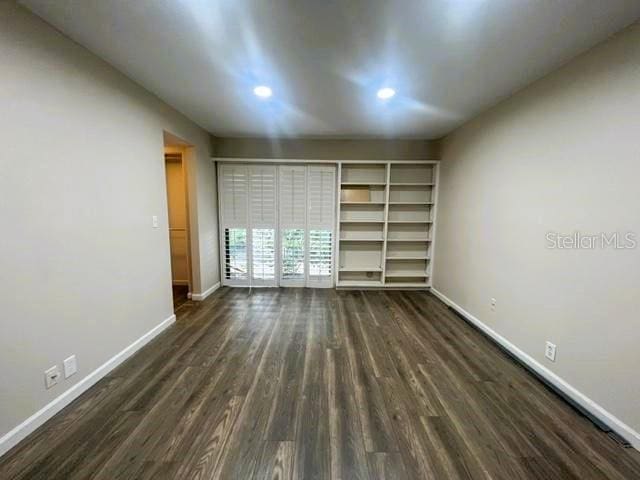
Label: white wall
xmin=214 ymin=137 xmax=439 ymax=160
xmin=0 ymin=3 xmax=219 ymax=444
xmin=434 ymin=22 xmax=640 ymax=444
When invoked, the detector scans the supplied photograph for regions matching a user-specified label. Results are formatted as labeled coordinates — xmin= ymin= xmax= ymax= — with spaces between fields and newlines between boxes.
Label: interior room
xmin=1 ymin=1 xmax=639 ymax=478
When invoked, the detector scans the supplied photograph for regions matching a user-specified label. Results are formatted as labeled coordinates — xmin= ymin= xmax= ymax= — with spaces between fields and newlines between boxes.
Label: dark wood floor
xmin=172 ymin=284 xmax=190 ymax=310
xmin=2 ymin=288 xmax=639 ymax=479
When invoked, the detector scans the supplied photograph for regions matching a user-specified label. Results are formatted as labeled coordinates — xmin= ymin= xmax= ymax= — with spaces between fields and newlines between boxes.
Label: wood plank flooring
xmin=2 ymin=287 xmax=639 ymax=479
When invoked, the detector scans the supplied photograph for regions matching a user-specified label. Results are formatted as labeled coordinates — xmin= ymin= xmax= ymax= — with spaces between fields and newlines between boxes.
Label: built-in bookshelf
xmin=336 ymin=162 xmax=438 ymax=288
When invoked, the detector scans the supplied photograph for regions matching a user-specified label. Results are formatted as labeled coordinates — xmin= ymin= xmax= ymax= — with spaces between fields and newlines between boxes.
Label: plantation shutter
xmin=279 ymin=166 xmax=307 ymax=286
xmin=220 ymin=164 xmax=249 ymax=285
xmin=249 ymin=165 xmax=277 ymax=285
xmin=307 ymin=166 xmax=335 ymax=287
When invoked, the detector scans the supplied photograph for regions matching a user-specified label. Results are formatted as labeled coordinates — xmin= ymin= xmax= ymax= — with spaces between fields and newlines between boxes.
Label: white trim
xmin=191 ymin=281 xmax=221 ymax=301
xmin=333 ymin=162 xmax=341 ymax=288
xmin=214 ymin=157 xmax=439 ymax=165
xmin=427 ymin=163 xmax=440 ymax=288
xmin=0 ymin=313 xmax=176 ymax=458
xmin=430 ymin=288 xmax=640 ymax=452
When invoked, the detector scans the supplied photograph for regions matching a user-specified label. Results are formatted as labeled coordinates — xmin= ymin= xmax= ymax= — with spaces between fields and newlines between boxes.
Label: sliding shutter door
xmin=249 ymin=165 xmax=277 ymax=286
xmin=220 ymin=163 xmax=336 ymax=288
xmin=307 ymin=166 xmax=336 ymax=287
xmin=279 ymin=166 xmax=306 ymax=286
xmin=220 ymin=164 xmax=249 ymax=286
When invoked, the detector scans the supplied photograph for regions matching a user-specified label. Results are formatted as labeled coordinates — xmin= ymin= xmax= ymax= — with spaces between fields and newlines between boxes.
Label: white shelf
xmin=339 ymin=266 xmax=382 ymax=272
xmin=340 ymin=238 xmax=384 ymax=242
xmin=336 ymin=161 xmax=438 ymax=290
xmin=341 ymin=182 xmax=386 ymax=186
xmin=390 ymin=182 xmax=435 ymax=186
xmin=389 ymin=202 xmax=435 ymax=205
xmin=387 ymin=220 xmax=433 ymax=224
xmin=386 ymin=256 xmax=431 ymax=260
xmin=337 ymin=280 xmax=384 ymax=287
xmin=383 ymin=282 xmax=430 ymax=287
xmin=385 ymin=272 xmax=429 ymax=278
xmin=386 ymin=238 xmax=432 ymax=242
xmin=340 ymin=220 xmax=384 ymax=223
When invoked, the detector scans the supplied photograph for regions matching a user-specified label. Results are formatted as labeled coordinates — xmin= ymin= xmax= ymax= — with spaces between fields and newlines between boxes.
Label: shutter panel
xmin=223 ymin=228 xmax=248 ymax=283
xmin=249 ymin=165 xmax=277 ymax=228
xmin=279 ymin=166 xmax=306 ymax=286
xmin=307 ymin=166 xmax=335 ymax=287
xmin=219 ymin=163 xmax=336 ymax=288
xmin=249 ymin=165 xmax=277 ymax=285
xmin=221 ymin=164 xmax=249 ymax=227
xmin=308 ymin=229 xmax=332 ymax=287
xmin=307 ymin=166 xmax=335 ymax=229
xmin=220 ymin=165 xmax=249 ymax=285
xmin=279 ymin=166 xmax=306 ymax=228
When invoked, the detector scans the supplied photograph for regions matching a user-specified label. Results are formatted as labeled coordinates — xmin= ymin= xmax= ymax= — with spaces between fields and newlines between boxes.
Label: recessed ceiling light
xmin=377 ymin=87 xmax=396 ymax=100
xmin=253 ymin=85 xmax=273 ymax=98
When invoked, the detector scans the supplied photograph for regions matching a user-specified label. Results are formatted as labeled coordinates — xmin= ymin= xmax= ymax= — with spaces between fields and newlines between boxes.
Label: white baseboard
xmin=191 ymin=281 xmax=220 ymax=301
xmin=430 ymin=288 xmax=640 ymax=451
xmin=0 ymin=313 xmax=176 ymax=458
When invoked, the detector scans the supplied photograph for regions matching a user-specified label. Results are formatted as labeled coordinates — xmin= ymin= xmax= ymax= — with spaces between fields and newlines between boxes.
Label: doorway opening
xmin=164 ymin=141 xmax=193 ymax=310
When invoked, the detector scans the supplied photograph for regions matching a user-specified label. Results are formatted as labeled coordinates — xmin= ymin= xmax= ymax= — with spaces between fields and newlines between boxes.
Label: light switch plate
xmin=152 ymin=215 xmax=159 ymax=228
xmin=63 ymin=355 xmax=78 ymax=378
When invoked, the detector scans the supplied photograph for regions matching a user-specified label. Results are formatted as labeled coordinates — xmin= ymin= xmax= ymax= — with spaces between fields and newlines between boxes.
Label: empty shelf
xmin=386 ymin=238 xmax=432 ymax=242
xmin=340 ymin=238 xmax=384 ymax=242
xmin=341 ymin=182 xmax=386 ymax=186
xmin=387 ymin=220 xmax=433 ymax=224
xmin=341 ymin=201 xmax=386 ymax=205
xmin=383 ymin=282 xmax=429 ymax=287
xmin=340 ymin=220 xmax=385 ymax=223
xmin=386 ymin=256 xmax=431 ymax=260
xmin=385 ymin=272 xmax=429 ymax=278
xmin=390 ymin=182 xmax=435 ymax=186
xmin=337 ymin=280 xmax=384 ymax=287
xmin=339 ymin=266 xmax=382 ymax=272
xmin=388 ymin=201 xmax=435 ymax=205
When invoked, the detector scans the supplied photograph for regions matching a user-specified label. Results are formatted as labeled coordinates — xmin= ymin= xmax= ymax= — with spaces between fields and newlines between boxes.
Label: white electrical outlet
xmin=152 ymin=215 xmax=159 ymax=228
xmin=545 ymin=341 xmax=557 ymax=362
xmin=63 ymin=355 xmax=78 ymax=378
xmin=490 ymin=298 xmax=497 ymax=311
xmin=44 ymin=366 xmax=60 ymax=389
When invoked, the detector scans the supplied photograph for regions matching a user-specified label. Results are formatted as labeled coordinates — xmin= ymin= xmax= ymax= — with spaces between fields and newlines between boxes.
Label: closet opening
xmin=164 ymin=138 xmax=193 ymax=309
